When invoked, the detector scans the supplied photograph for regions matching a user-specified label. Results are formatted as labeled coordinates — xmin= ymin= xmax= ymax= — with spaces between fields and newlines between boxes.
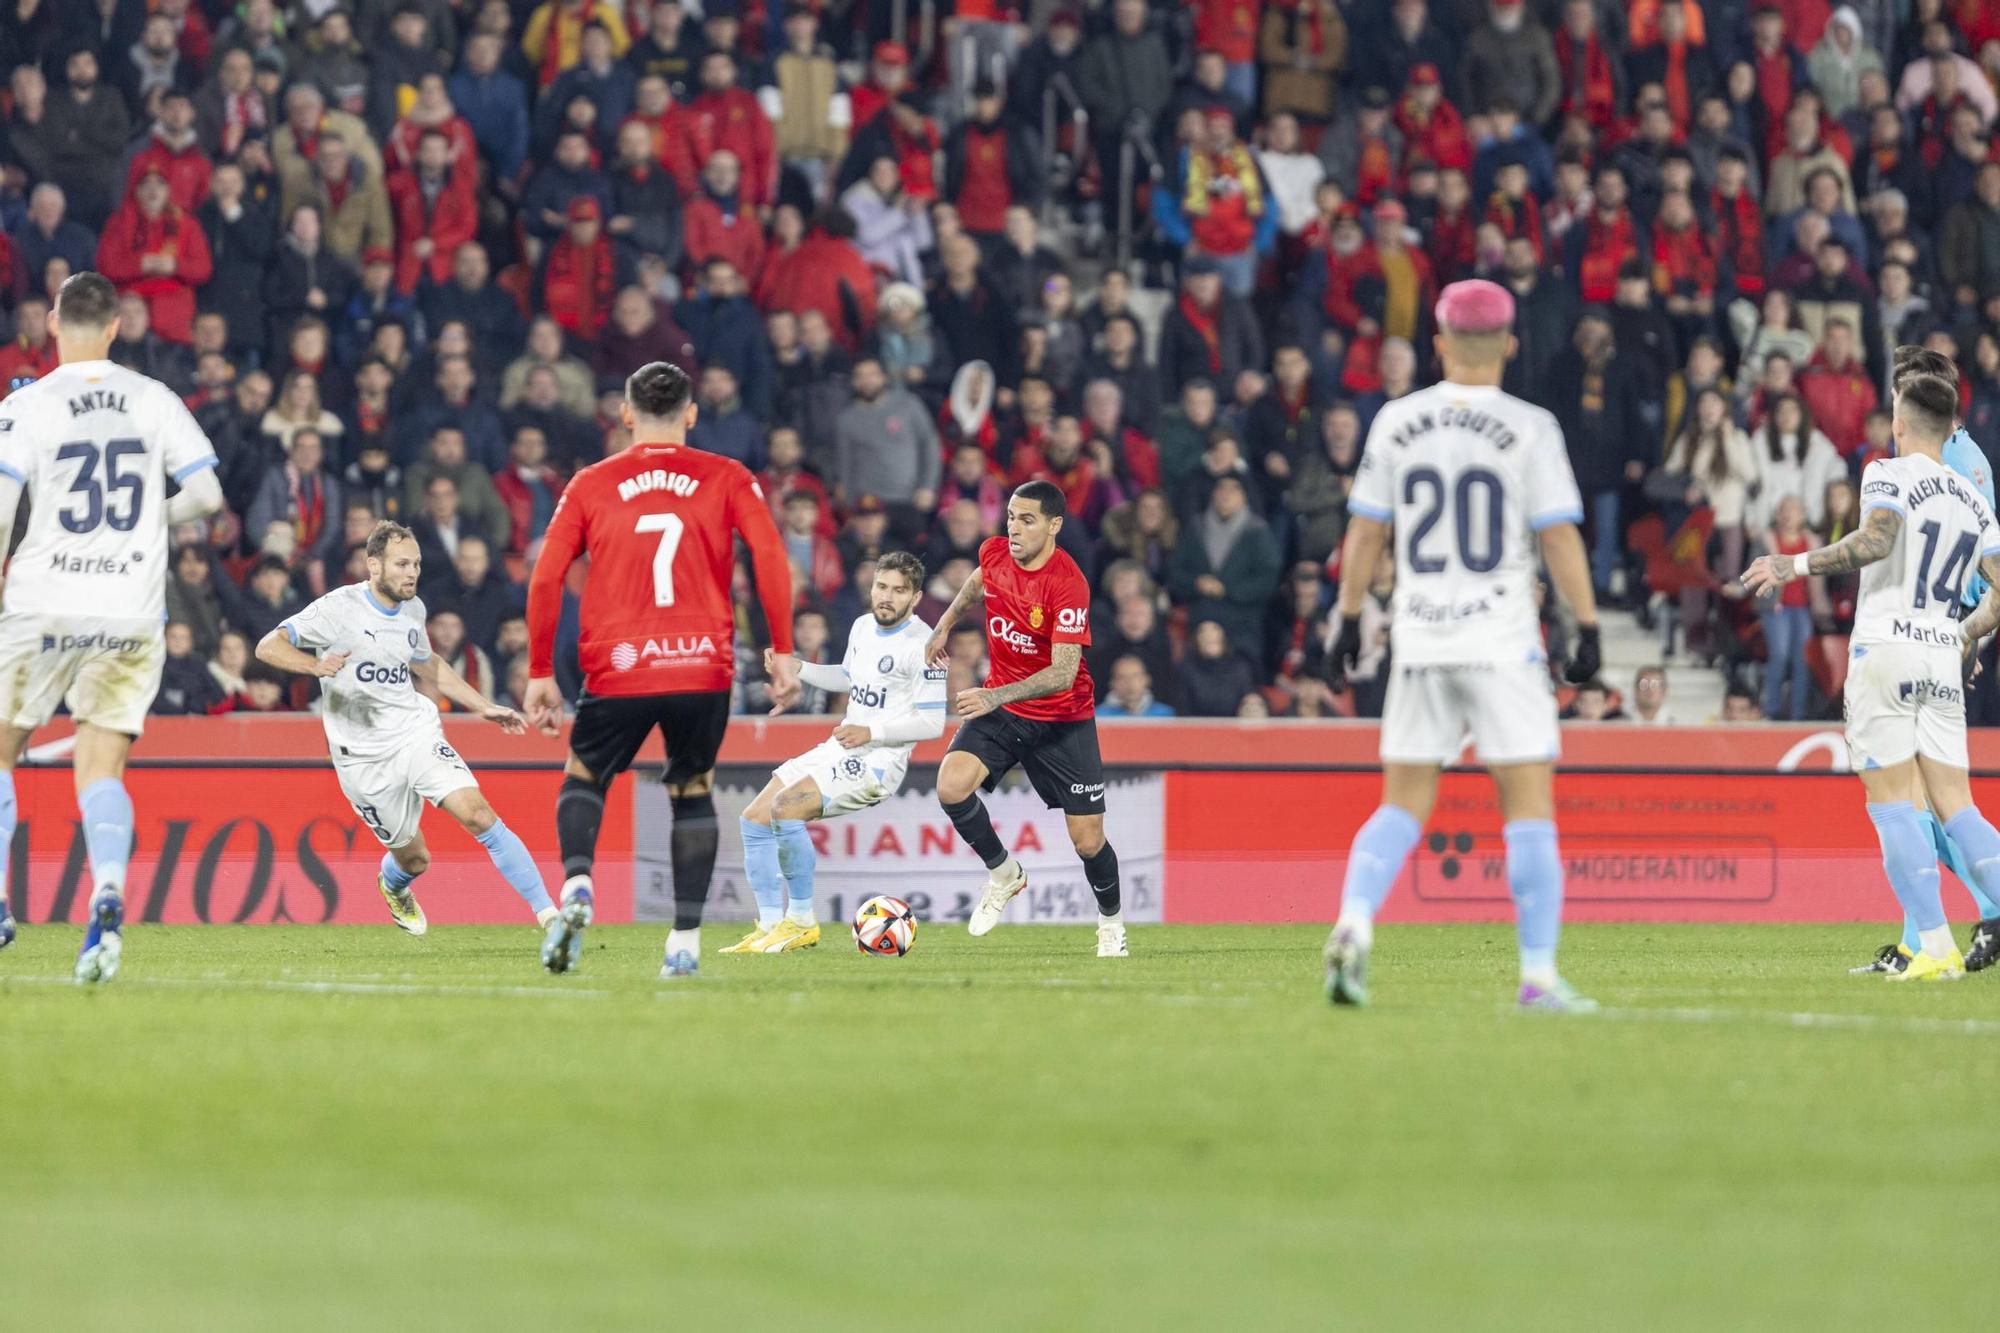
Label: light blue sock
xmin=1935 ymin=809 xmax=2000 ymax=919
xmin=476 ymin=818 xmax=555 ymax=917
xmin=0 ymin=768 xmax=14 ymax=908
xmin=1505 ymin=819 xmax=1565 ymax=978
xmin=380 ymin=853 xmax=416 ymax=892
xmin=1943 ymin=808 xmax=2000 ymax=921
xmin=775 ymin=819 xmax=816 ymax=919
xmin=740 ymin=817 xmax=784 ymax=929
xmin=1337 ymin=805 xmax=1423 ymax=921
xmin=78 ymin=778 xmax=133 ymax=897
xmin=1868 ymin=802 xmax=1945 ymax=934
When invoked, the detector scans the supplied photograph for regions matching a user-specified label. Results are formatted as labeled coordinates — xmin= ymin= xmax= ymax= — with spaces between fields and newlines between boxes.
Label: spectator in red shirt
xmin=943 ymin=80 xmax=1043 ymax=241
xmin=1711 ymin=148 xmax=1766 ymax=300
xmin=1569 ymin=163 xmax=1644 ymax=305
xmin=623 ymin=72 xmax=699 ymax=196
xmin=0 ymin=293 xmax=56 ymax=394
xmin=1796 ymin=316 xmax=1877 ymax=455
xmin=97 ymin=168 xmax=213 ymax=345
xmin=538 ymin=196 xmax=618 ymax=342
xmin=755 ymin=208 xmax=876 ymax=351
xmin=1395 ymin=63 xmax=1470 ymax=171
xmin=778 ymin=490 xmax=846 ymax=602
xmin=1189 ymin=0 xmax=1262 ymax=107
xmin=1430 ymin=167 xmax=1477 ymax=283
xmin=1749 ymin=4 xmax=1810 ymax=157
xmin=849 ymin=40 xmax=911 ymax=133
xmin=684 ymin=150 xmax=769 ymax=286
xmin=390 ymin=129 xmax=480 ymax=294
xmin=385 ymin=73 xmax=480 ymax=202
xmin=690 ymin=50 xmax=778 ymax=212
xmin=125 ymin=91 xmax=212 ymax=214
xmin=1554 ymin=0 xmax=1622 ymax=130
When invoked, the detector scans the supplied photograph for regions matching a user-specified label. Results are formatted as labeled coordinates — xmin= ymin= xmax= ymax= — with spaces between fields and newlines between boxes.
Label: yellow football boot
xmin=758 ymin=920 xmax=821 ymax=952
xmin=720 ymin=925 xmax=773 ymax=954
xmin=1891 ymin=949 xmax=1965 ymax=982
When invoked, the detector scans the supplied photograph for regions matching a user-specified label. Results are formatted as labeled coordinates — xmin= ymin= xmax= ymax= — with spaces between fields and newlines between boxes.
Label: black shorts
xmin=947 ymin=709 xmax=1106 ymax=815
xmin=570 ymin=690 xmax=731 ymax=786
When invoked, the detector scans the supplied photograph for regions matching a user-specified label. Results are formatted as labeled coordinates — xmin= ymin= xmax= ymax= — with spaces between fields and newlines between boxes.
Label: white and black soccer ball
xmin=852 ymin=895 xmax=917 ymax=956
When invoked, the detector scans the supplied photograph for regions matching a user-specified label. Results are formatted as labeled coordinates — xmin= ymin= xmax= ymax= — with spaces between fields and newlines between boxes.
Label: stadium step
xmin=1594 ymin=607 xmax=1727 ymax=724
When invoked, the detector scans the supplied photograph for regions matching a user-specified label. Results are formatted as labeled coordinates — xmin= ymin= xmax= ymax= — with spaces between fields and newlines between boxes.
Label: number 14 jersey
xmin=1852 ymin=453 xmax=2000 ymax=649
xmin=1349 ymin=381 xmax=1582 ymax=666
xmin=0 ymin=359 xmax=217 ymax=622
xmin=526 ymin=440 xmax=795 ymax=698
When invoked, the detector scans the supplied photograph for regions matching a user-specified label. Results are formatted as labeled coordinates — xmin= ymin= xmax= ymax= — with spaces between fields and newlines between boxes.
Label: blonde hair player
xmin=1745 ymin=371 xmax=2000 ymax=981
xmin=1324 ymin=278 xmax=1602 ymax=1011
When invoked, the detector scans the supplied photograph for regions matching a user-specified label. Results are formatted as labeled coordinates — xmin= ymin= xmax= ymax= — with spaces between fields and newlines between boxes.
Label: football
xmin=852 ymin=895 xmax=917 ymax=956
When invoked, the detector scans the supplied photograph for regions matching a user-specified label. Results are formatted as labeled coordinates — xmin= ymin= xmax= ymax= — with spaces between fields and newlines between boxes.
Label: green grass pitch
xmin=3 ymin=921 xmax=1996 ymax=1331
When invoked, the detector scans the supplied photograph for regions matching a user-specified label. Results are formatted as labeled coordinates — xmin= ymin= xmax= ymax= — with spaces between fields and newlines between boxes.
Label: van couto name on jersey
xmin=1386 ymin=406 xmax=1520 ymax=452
xmin=51 ymin=550 xmax=136 ymax=576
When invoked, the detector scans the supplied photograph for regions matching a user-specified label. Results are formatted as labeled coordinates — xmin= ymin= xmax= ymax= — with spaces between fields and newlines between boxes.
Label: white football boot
xmin=967 ymin=860 xmax=1027 ymax=937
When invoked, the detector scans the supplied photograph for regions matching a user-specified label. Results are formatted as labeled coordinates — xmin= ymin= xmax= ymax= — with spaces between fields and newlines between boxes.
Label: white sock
xmin=536 ymin=905 xmax=560 ymax=928
xmin=1099 ymin=910 xmax=1123 ymax=927
xmin=667 ymin=927 xmax=701 ymax=958
xmin=1334 ymin=904 xmax=1374 ymax=948
xmin=562 ymin=874 xmax=592 ymax=901
xmin=785 ymin=905 xmax=816 ymax=927
xmin=990 ymin=856 xmax=1021 ymax=883
xmin=1919 ymin=924 xmax=1957 ymax=960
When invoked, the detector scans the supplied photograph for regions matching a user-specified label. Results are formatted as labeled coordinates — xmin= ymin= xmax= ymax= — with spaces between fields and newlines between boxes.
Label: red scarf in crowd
xmin=545 ymin=236 xmax=616 ymax=340
xmin=1178 ymin=293 xmax=1223 ymax=375
xmin=1556 ymin=30 xmax=1618 ymax=128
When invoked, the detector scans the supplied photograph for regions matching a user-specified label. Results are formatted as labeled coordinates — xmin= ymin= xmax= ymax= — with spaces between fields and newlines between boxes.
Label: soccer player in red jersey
xmin=524 ymin=361 xmax=801 ymax=978
xmin=922 ymin=480 xmax=1128 ymax=957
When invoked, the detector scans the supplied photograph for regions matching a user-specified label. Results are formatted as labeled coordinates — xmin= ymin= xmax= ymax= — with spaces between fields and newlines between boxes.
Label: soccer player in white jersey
xmin=255 ymin=522 xmax=559 ymax=945
xmin=1323 ymin=279 xmax=1603 ymax=1012
xmin=0 ymin=273 xmax=224 ymax=980
xmin=1745 ymin=371 xmax=2000 ymax=981
xmin=722 ymin=551 xmax=946 ymax=954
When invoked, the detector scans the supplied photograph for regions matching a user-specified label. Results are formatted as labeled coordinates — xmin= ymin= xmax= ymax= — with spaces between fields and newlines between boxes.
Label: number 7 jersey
xmin=1852 ymin=453 xmax=2000 ymax=648
xmin=0 ymin=359 xmax=217 ymax=622
xmin=1348 ymin=381 xmax=1582 ymax=665
xmin=526 ymin=440 xmax=796 ymax=697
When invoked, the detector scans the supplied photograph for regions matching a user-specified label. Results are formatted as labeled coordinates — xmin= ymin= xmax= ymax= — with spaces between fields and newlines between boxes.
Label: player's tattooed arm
xmin=960 ymin=643 xmax=1081 ymax=717
xmin=924 ymin=567 xmax=984 ymax=666
xmin=1743 ymin=507 xmax=1899 ymax=595
xmin=1961 ymin=553 xmax=2000 ymax=651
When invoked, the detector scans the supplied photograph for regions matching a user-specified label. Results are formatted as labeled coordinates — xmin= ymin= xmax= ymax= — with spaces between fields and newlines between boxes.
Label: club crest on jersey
xmin=877 ymin=655 xmax=895 ymax=673
xmin=1029 ymin=606 xmax=1044 ymax=630
xmin=609 ymin=635 xmax=719 ymax=670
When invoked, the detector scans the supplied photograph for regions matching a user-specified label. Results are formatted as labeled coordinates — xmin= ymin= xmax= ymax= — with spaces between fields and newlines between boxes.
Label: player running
xmin=255 ymin=522 xmax=558 ymax=941
xmin=1745 ymin=370 xmax=2000 ymax=981
xmin=524 ymin=361 xmax=799 ymax=978
xmin=922 ymin=479 xmax=1128 ymax=957
xmin=1850 ymin=346 xmax=2000 ymax=975
xmin=1323 ymin=279 xmax=1602 ymax=1012
xmin=0 ymin=273 xmax=224 ymax=980
xmin=724 ymin=550 xmax=946 ymax=954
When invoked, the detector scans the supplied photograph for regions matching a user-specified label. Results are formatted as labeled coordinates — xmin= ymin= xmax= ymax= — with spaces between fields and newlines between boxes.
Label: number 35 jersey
xmin=1349 ymin=381 xmax=1582 ymax=666
xmin=0 ymin=359 xmax=217 ymax=622
xmin=1852 ymin=453 xmax=2000 ymax=649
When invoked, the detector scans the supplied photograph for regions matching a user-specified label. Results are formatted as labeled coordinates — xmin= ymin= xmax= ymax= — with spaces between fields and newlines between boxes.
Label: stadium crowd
xmin=4 ymin=0 xmax=2000 ymax=725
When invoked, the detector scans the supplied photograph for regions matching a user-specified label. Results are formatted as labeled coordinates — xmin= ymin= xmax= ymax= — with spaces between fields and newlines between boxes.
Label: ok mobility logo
xmin=1413 ymin=828 xmax=1777 ymax=902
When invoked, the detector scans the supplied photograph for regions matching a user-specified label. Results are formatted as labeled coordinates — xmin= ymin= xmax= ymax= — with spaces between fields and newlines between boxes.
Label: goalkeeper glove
xmin=1564 ymin=622 xmax=1601 ymax=685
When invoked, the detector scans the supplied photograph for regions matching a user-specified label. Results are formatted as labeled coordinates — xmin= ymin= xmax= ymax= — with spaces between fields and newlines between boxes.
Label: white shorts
xmin=1844 ymin=639 xmax=1968 ymax=770
xmin=335 ymin=733 xmax=479 ymax=848
xmin=774 ymin=738 xmax=908 ymax=817
xmin=1380 ymin=660 xmax=1561 ymax=766
xmin=0 ymin=614 xmax=163 ymax=737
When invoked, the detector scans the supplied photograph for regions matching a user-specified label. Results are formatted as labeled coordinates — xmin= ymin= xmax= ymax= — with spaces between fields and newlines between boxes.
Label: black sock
xmin=557 ymin=777 xmax=606 ymax=880
xmin=1082 ymin=842 xmax=1120 ymax=917
xmin=942 ymin=794 xmax=1008 ymax=870
xmin=670 ymin=792 xmax=719 ymax=930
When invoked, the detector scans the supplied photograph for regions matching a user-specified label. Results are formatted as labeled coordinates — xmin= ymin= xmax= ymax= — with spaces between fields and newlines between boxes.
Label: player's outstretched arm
xmin=413 ymin=654 xmax=527 ymax=734
xmin=1537 ymin=523 xmax=1602 ymax=684
xmin=254 ymin=627 xmax=347 ymax=679
xmin=778 ymin=651 xmax=851 ymax=695
xmin=524 ymin=484 xmax=588 ymax=734
xmin=959 ymin=642 xmax=1081 ymax=719
xmin=1742 ymin=506 xmax=1901 ymax=596
xmin=924 ymin=567 xmax=983 ymax=666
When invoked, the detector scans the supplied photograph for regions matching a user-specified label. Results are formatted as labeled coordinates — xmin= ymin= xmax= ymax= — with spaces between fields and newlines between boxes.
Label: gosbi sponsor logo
xmin=355 ymin=661 xmax=410 ymax=685
xmin=851 ymin=682 xmax=889 ymax=708
xmin=609 ymin=636 xmax=720 ymax=670
xmin=988 ymin=616 xmax=1039 ymax=652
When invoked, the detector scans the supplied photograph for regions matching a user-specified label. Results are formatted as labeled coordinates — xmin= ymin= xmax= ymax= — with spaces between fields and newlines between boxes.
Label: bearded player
xmin=524 ymin=361 xmax=800 ymax=979
xmin=923 ymin=480 xmax=1127 ymax=957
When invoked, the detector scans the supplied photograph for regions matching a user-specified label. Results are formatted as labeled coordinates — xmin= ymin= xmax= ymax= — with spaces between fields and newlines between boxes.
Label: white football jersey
xmin=282 ymin=583 xmax=443 ymax=760
xmin=1852 ymin=453 xmax=2000 ymax=648
xmin=836 ymin=613 xmax=946 ymax=750
xmin=0 ymin=360 xmax=218 ymax=622
xmin=1349 ymin=381 xmax=1583 ymax=665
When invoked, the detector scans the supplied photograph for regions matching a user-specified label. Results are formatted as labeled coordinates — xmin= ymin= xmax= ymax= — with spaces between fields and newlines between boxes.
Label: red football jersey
xmin=978 ymin=535 xmax=1094 ymax=722
xmin=527 ymin=441 xmax=795 ymax=697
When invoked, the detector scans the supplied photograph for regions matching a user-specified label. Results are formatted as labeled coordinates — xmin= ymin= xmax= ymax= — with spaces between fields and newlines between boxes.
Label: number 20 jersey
xmin=1348 ymin=381 xmax=1583 ymax=666
xmin=0 ymin=360 xmax=217 ymax=622
xmin=1852 ymin=453 xmax=2000 ymax=649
